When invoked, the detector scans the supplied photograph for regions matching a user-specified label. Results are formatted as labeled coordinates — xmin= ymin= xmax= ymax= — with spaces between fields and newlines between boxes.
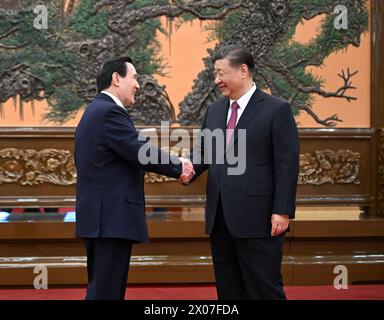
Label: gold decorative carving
xmin=378 ymin=129 xmax=384 ymax=215
xmin=145 ymin=172 xmax=176 ymax=184
xmin=145 ymin=147 xmax=362 ymax=185
xmin=0 ymin=148 xmax=76 ymax=186
xmin=144 ymin=146 xmax=188 ymax=184
xmin=299 ymin=149 xmax=360 ymax=185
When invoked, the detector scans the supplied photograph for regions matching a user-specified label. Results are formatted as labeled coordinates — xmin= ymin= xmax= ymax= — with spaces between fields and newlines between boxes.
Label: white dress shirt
xmin=227 ymin=83 xmax=257 ymax=125
xmin=101 ymin=90 xmax=125 ymax=110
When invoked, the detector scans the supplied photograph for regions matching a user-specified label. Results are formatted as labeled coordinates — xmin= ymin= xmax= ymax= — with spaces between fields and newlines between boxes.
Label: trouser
xmin=210 ymin=201 xmax=286 ymax=300
xmin=84 ymin=237 xmax=133 ymax=300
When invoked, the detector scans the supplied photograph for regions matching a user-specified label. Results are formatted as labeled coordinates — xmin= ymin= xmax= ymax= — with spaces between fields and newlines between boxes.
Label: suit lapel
xmin=210 ymin=98 xmax=229 ymax=163
xmin=217 ymin=98 xmax=230 ymax=132
xmin=232 ymin=88 xmax=265 ymax=144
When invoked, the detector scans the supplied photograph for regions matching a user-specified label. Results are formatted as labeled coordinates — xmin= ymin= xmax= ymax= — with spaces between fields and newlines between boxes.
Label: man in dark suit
xmin=183 ymin=45 xmax=300 ymax=300
xmin=75 ymin=56 xmax=194 ymax=300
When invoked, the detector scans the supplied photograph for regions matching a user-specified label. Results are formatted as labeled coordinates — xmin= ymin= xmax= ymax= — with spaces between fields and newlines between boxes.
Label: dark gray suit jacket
xmin=75 ymin=93 xmax=182 ymax=242
xmin=191 ymin=88 xmax=300 ymax=238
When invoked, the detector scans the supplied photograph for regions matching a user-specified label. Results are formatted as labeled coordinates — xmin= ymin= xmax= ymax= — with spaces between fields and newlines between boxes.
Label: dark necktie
xmin=226 ymin=101 xmax=239 ymax=145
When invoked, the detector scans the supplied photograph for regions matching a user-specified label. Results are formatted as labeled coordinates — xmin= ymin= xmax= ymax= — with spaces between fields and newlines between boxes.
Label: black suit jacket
xmin=191 ymin=88 xmax=300 ymax=238
xmin=74 ymin=93 xmax=182 ymax=242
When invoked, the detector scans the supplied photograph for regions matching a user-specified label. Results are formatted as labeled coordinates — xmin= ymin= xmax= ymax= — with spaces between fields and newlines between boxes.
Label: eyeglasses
xmin=213 ymin=70 xmax=230 ymax=80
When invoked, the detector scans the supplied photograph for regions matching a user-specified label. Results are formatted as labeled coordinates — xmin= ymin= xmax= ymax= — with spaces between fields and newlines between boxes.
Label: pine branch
xmin=0 ymin=42 xmax=27 ymax=49
xmin=299 ymin=104 xmax=342 ymax=127
xmin=0 ymin=26 xmax=20 ymax=41
xmin=266 ymin=60 xmax=358 ymax=102
xmin=172 ymin=0 xmax=245 ymax=20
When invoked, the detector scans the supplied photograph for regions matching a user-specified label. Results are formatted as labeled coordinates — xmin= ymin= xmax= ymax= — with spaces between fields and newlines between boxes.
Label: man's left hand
xmin=271 ymin=214 xmax=289 ymax=236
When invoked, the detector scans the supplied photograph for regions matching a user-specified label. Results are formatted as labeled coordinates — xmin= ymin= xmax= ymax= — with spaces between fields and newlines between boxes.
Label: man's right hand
xmin=179 ymin=158 xmax=195 ymax=185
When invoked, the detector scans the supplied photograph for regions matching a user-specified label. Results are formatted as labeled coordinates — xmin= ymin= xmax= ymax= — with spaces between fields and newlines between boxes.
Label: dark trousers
xmin=84 ymin=238 xmax=133 ymax=300
xmin=210 ymin=201 xmax=287 ymax=300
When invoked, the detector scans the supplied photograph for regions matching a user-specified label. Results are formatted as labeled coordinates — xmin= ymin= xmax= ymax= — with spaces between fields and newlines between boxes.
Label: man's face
xmin=116 ymin=63 xmax=140 ymax=107
xmin=214 ymin=58 xmax=246 ymax=100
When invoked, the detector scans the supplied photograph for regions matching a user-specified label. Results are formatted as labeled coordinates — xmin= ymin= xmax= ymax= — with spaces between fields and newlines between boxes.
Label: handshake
xmin=179 ymin=157 xmax=195 ymax=185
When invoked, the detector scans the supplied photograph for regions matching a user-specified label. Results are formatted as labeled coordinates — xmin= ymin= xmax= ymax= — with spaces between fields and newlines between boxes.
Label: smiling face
xmin=113 ymin=62 xmax=140 ymax=107
xmin=214 ymin=58 xmax=251 ymax=101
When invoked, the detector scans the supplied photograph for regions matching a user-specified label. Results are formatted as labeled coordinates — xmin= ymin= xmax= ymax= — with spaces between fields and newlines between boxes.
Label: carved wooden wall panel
xmin=0 ymin=148 xmax=76 ymax=186
xmin=378 ymin=128 xmax=384 ymax=215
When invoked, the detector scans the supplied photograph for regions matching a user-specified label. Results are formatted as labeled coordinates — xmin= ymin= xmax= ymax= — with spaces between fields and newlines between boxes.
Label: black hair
xmin=213 ymin=45 xmax=255 ymax=74
xmin=96 ymin=56 xmax=133 ymax=92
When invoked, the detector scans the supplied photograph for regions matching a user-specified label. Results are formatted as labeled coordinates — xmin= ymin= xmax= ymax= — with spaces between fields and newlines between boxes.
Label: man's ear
xmin=111 ymin=72 xmax=120 ymax=87
xmin=240 ymin=64 xmax=249 ymax=78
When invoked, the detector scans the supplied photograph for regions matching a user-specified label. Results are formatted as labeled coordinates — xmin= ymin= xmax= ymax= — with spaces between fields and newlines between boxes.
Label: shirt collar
xmin=101 ymin=90 xmax=125 ymax=109
xmin=230 ymin=83 xmax=257 ymax=109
